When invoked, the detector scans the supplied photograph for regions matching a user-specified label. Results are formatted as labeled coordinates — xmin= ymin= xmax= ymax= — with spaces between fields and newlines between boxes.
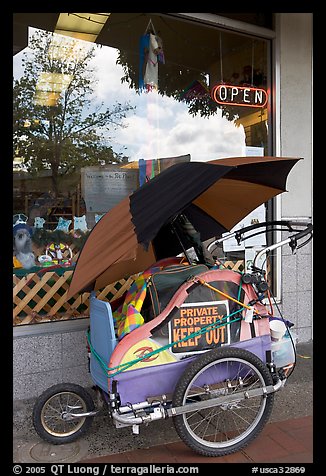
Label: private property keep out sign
xmin=169 ymin=301 xmax=230 ymax=353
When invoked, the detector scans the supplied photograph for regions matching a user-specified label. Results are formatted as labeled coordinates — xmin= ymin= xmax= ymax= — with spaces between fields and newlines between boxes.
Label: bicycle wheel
xmin=172 ymin=346 xmax=274 ymax=457
xmin=32 ymin=383 xmax=95 ymax=445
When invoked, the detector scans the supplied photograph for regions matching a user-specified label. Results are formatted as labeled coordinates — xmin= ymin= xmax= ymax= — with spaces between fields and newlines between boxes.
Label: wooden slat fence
xmin=13 ymin=260 xmax=247 ymax=326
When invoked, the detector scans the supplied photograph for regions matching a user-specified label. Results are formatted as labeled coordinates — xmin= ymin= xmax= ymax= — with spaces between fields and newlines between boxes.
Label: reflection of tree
xmin=14 ymin=30 xmax=135 ymax=196
xmin=178 ymin=80 xmax=217 ymax=118
xmin=117 ymin=49 xmax=220 ymax=117
xmin=116 ymin=49 xmax=264 ymax=124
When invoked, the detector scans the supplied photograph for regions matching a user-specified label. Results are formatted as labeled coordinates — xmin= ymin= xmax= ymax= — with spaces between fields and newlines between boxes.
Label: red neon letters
xmin=211 ymin=83 xmax=268 ymax=108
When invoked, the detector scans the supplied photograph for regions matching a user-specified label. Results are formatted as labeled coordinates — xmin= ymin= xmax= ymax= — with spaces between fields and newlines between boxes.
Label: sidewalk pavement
xmin=81 ymin=415 xmax=313 ymax=464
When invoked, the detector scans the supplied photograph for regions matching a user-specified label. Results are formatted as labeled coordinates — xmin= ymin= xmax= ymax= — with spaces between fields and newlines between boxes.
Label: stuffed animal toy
xmin=13 ymin=213 xmax=28 ymax=227
xmin=73 ymin=215 xmax=88 ymax=232
xmin=55 ymin=217 xmax=71 ymax=233
xmin=95 ymin=214 xmax=104 ymax=224
xmin=13 ymin=223 xmax=36 ymax=269
xmin=34 ymin=217 xmax=46 ymax=229
xmin=45 ymin=242 xmax=72 ymax=266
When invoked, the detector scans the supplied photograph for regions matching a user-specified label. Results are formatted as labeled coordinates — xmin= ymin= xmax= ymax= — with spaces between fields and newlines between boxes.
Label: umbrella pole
xmin=170 ymin=221 xmax=192 ymax=264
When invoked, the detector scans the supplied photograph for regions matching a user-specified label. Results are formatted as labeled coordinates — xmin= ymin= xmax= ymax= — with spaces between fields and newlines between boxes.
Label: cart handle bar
xmin=253 ymin=222 xmax=313 ymax=269
xmin=207 ymin=220 xmax=311 ymax=252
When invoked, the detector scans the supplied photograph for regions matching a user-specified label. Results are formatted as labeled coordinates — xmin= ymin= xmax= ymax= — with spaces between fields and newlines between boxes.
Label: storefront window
xmin=13 ymin=13 xmax=271 ymax=325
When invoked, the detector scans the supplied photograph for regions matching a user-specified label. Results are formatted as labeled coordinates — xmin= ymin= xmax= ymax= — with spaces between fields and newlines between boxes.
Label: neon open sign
xmin=211 ymin=83 xmax=268 ymax=108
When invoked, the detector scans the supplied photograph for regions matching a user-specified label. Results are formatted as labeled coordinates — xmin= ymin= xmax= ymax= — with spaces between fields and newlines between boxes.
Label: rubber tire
xmin=172 ymin=347 xmax=274 ymax=457
xmin=32 ymin=383 xmax=95 ymax=445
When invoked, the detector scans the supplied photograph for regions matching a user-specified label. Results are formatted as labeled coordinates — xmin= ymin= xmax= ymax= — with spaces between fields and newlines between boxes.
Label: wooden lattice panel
xmin=223 ymin=260 xmax=245 ymax=272
xmin=13 ymin=260 xmax=248 ymax=326
xmin=13 ymin=269 xmax=135 ymax=326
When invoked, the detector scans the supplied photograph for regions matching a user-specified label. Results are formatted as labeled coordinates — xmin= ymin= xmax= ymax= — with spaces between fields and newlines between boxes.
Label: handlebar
xmin=252 ymin=221 xmax=313 ymax=269
xmin=207 ymin=220 xmax=312 ymax=275
xmin=208 ymin=220 xmax=312 ymax=251
xmin=210 ymin=220 xmax=312 ymax=296
xmin=207 ymin=220 xmax=292 ymax=252
xmin=290 ymin=222 xmax=313 ymax=242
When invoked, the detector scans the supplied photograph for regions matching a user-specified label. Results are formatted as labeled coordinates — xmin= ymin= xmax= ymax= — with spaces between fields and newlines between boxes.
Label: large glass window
xmin=13 ymin=13 xmax=272 ymax=325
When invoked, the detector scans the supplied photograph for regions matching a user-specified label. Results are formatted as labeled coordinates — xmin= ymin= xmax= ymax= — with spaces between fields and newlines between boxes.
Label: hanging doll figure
xmin=139 ymin=29 xmax=165 ymax=92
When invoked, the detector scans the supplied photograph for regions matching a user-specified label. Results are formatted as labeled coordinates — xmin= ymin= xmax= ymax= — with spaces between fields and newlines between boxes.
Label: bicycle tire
xmin=32 ymin=383 xmax=95 ymax=445
xmin=172 ymin=346 xmax=274 ymax=457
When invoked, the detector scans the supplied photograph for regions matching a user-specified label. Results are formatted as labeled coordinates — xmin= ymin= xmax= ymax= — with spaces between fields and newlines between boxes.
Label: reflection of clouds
xmin=91 ymin=49 xmax=246 ymax=161
xmin=90 ymin=46 xmax=126 ymax=102
xmin=116 ymin=101 xmax=245 ymax=162
xmin=14 ymin=37 xmax=246 ymax=162
xmin=146 ymin=95 xmax=175 ymax=121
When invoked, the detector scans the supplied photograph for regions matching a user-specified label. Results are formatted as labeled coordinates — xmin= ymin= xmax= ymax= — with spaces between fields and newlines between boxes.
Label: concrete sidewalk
xmin=81 ymin=415 xmax=313 ymax=464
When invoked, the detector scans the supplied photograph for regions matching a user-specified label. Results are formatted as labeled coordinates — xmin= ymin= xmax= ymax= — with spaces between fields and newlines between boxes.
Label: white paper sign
xmin=245 ymin=247 xmax=267 ymax=273
xmin=223 ymin=205 xmax=267 ymax=252
xmin=244 ymin=306 xmax=254 ymax=323
xmin=81 ymin=165 xmax=138 ymax=213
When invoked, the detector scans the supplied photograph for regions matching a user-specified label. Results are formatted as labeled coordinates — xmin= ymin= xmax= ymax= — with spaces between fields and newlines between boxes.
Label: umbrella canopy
xmin=67 ymin=156 xmax=301 ymax=296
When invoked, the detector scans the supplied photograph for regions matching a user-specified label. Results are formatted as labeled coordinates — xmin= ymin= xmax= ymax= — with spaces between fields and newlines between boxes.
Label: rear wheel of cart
xmin=33 ymin=383 xmax=95 ymax=445
xmin=172 ymin=347 xmax=274 ymax=457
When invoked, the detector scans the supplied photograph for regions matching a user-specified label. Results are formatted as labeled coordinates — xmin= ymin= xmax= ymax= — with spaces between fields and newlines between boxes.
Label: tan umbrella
xmin=67 ymin=156 xmax=301 ymax=297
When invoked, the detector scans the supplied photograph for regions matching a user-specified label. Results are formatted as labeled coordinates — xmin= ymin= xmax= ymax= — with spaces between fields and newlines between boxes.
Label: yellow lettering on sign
xmin=172 ymin=302 xmax=229 ymax=351
xmin=173 ymin=326 xmax=201 ymax=348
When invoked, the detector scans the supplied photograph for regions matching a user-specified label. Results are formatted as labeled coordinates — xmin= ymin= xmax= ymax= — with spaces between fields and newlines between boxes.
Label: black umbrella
xmin=68 ymin=156 xmax=301 ymax=296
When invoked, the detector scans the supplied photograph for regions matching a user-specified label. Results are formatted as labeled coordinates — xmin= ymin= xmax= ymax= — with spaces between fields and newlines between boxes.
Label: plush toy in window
xmin=139 ymin=22 xmax=165 ymax=92
xmin=95 ymin=214 xmax=104 ymax=224
xmin=34 ymin=217 xmax=46 ymax=229
xmin=45 ymin=242 xmax=72 ymax=266
xmin=13 ymin=223 xmax=36 ymax=269
xmin=55 ymin=217 xmax=71 ymax=233
xmin=73 ymin=215 xmax=88 ymax=232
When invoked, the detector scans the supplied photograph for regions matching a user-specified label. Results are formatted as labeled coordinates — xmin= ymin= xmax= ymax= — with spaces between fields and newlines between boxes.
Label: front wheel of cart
xmin=33 ymin=383 xmax=95 ymax=445
xmin=172 ymin=347 xmax=274 ymax=457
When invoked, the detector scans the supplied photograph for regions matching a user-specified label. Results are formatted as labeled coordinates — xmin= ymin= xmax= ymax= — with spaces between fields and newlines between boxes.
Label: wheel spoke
xmin=45 ymin=403 xmax=62 ymax=416
xmin=41 ymin=391 xmax=88 ymax=437
xmin=173 ymin=348 xmax=274 ymax=456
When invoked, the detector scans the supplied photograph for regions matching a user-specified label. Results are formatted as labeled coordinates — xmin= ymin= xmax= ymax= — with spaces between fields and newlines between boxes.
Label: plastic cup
xmin=270 ymin=320 xmax=287 ymax=341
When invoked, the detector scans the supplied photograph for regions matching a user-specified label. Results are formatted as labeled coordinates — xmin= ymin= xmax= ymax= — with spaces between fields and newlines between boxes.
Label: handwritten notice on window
xmin=81 ymin=166 xmax=139 ymax=214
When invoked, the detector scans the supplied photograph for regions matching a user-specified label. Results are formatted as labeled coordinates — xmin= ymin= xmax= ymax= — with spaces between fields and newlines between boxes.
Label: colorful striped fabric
xmin=112 ymin=257 xmax=183 ymax=339
xmin=139 ymin=159 xmax=160 ymax=186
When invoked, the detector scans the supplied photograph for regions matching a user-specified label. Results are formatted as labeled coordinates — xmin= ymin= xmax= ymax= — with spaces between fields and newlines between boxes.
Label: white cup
xmin=270 ymin=320 xmax=287 ymax=341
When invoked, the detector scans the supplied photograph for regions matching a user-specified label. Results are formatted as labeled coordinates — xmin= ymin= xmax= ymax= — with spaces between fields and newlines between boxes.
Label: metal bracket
xmin=167 ymin=378 xmax=283 ymax=417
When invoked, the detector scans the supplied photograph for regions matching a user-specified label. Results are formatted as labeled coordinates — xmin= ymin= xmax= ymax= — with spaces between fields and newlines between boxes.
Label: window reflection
xmin=13 ymin=13 xmax=271 ymax=324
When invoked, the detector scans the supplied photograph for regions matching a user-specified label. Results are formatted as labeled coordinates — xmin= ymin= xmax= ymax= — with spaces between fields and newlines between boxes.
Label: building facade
xmin=13 ymin=12 xmax=313 ymax=402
